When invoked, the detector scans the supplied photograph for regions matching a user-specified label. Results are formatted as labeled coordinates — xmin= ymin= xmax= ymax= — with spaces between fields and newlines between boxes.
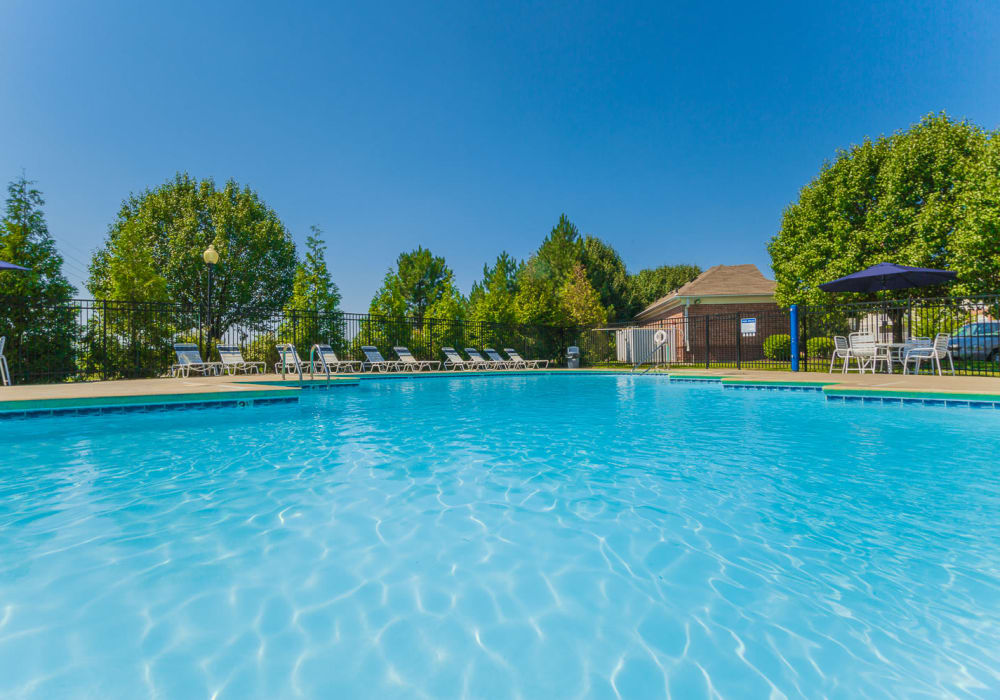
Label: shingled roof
xmin=636 ymin=264 xmax=776 ymax=320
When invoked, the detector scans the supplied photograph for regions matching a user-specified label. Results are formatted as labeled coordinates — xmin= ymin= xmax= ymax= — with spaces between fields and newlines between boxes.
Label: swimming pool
xmin=2 ymin=374 xmax=999 ymax=697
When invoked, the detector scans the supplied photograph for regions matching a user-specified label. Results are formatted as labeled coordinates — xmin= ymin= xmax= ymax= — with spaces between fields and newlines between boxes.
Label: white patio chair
xmin=0 ymin=336 xmax=10 ymax=386
xmin=504 ymin=348 xmax=548 ymax=369
xmin=441 ymin=347 xmax=471 ymax=371
xmin=903 ymin=333 xmax=954 ymax=376
xmin=503 ymin=348 xmax=549 ymax=369
xmin=360 ymin=346 xmax=401 ymax=372
xmin=218 ymin=344 xmax=266 ymax=375
xmin=829 ymin=336 xmax=851 ymax=373
xmin=171 ymin=343 xmax=222 ymax=377
xmin=464 ymin=348 xmax=504 ymax=370
xmin=846 ymin=333 xmax=876 ymax=373
xmin=483 ymin=348 xmax=515 ymax=369
xmin=393 ymin=346 xmax=441 ymax=371
xmin=312 ymin=344 xmax=361 ymax=373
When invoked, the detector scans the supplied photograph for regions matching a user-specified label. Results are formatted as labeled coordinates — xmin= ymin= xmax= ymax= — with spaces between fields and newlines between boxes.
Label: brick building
xmin=633 ymin=264 xmax=782 ymax=364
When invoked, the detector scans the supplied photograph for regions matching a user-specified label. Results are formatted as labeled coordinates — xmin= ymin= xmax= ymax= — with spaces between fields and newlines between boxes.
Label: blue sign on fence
xmin=741 ymin=318 xmax=757 ymax=336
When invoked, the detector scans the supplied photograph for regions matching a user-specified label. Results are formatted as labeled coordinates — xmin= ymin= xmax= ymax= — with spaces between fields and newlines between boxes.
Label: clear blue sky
xmin=1 ymin=1 xmax=998 ymax=310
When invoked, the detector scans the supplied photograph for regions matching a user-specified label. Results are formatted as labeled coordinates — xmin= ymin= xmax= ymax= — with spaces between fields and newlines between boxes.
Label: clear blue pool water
xmin=2 ymin=374 xmax=1000 ymax=698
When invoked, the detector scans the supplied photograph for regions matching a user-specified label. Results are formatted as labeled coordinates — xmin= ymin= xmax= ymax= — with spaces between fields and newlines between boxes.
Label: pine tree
xmin=469 ymin=252 xmax=522 ymax=325
xmin=0 ymin=175 xmax=76 ymax=382
xmin=559 ymin=262 xmax=608 ymax=328
xmin=283 ymin=226 xmax=343 ymax=349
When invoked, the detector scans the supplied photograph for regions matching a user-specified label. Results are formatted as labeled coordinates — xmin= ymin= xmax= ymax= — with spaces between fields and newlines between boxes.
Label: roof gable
xmin=636 ymin=264 xmax=776 ymax=319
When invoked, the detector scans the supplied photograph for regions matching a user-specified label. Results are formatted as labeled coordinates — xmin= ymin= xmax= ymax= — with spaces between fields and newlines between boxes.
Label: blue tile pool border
xmin=723 ymin=383 xmax=823 ymax=393
xmin=0 ymin=395 xmax=299 ymax=420
xmin=824 ymin=394 xmax=1000 ymax=409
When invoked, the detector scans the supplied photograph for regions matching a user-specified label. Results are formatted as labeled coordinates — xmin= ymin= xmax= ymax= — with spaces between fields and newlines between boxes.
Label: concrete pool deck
xmin=3 ymin=367 xmax=1000 ymax=415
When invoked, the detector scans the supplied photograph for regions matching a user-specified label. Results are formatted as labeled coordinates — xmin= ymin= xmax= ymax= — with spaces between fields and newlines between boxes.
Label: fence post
xmin=790 ymin=304 xmax=799 ymax=372
xmin=101 ymin=300 xmax=108 ymax=380
xmin=735 ymin=315 xmax=741 ymax=371
xmin=704 ymin=317 xmax=710 ymax=369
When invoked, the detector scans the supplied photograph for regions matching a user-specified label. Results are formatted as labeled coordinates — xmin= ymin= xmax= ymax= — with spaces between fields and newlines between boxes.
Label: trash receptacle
xmin=566 ymin=346 xmax=580 ymax=369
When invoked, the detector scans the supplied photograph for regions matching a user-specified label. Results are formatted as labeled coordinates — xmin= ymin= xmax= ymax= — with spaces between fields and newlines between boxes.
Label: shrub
xmin=762 ymin=333 xmax=791 ymax=360
xmin=806 ymin=336 xmax=834 ymax=358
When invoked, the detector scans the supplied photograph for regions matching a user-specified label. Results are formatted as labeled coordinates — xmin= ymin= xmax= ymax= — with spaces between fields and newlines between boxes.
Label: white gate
xmin=615 ymin=327 xmax=674 ymax=364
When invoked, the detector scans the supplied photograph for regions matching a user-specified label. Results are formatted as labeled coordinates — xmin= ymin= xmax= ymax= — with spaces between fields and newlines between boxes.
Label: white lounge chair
xmin=275 ymin=343 xmax=305 ymax=375
xmin=464 ymin=348 xmax=504 ymax=370
xmin=504 ymin=348 xmax=548 ymax=369
xmin=394 ymin=346 xmax=441 ymax=371
xmin=361 ymin=346 xmax=401 ymax=372
xmin=483 ymin=348 xmax=515 ymax=369
xmin=171 ymin=343 xmax=222 ymax=377
xmin=903 ymin=333 xmax=954 ymax=376
xmin=441 ymin=347 xmax=471 ymax=370
xmin=218 ymin=344 xmax=266 ymax=375
xmin=312 ymin=344 xmax=361 ymax=373
xmin=0 ymin=336 xmax=9 ymax=386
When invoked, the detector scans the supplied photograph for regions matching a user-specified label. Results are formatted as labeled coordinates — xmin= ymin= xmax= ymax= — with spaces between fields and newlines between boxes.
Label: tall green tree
xmin=535 ymin=213 xmax=584 ymax=280
xmin=282 ymin=226 xmax=344 ymax=350
xmin=513 ymin=214 xmax=585 ymax=326
xmin=469 ymin=251 xmax=522 ymax=325
xmin=286 ymin=226 xmax=341 ymax=314
xmin=0 ymin=175 xmax=77 ymax=381
xmin=769 ymin=113 xmax=1000 ymax=305
xmin=88 ymin=173 xmax=298 ymax=337
xmin=581 ymin=236 xmax=629 ymax=319
xmin=627 ymin=264 xmax=702 ymax=315
xmin=369 ymin=246 xmax=463 ymax=321
xmin=360 ymin=247 xmax=466 ymax=361
xmin=560 ymin=262 xmax=608 ymax=327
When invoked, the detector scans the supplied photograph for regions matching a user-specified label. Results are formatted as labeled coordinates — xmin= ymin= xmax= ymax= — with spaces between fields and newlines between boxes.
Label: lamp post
xmin=203 ymin=244 xmax=219 ymax=349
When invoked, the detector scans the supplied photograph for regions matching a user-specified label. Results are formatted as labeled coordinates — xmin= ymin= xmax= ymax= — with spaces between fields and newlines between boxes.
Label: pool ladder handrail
xmin=279 ymin=344 xmax=304 ymax=383
xmin=632 ymin=338 xmax=670 ymax=374
xmin=308 ymin=344 xmax=331 ymax=386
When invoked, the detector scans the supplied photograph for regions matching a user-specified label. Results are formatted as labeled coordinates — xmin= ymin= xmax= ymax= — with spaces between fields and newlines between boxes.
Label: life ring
xmin=653 ymin=329 xmax=668 ymax=345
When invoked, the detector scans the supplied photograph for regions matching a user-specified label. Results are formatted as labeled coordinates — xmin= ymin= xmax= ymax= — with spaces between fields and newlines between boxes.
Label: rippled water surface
xmin=2 ymin=375 xmax=1000 ymax=698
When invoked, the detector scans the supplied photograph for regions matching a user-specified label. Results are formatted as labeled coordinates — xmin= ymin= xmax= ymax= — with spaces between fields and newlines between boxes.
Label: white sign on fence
xmin=741 ymin=317 xmax=757 ymax=336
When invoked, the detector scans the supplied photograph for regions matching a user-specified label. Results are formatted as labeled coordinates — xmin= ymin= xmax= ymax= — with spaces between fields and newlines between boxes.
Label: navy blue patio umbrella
xmin=819 ymin=262 xmax=956 ymax=293
xmin=0 ymin=261 xmax=29 ymax=271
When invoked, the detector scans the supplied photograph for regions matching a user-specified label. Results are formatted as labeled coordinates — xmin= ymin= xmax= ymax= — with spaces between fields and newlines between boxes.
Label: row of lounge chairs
xmin=170 ymin=343 xmax=549 ymax=377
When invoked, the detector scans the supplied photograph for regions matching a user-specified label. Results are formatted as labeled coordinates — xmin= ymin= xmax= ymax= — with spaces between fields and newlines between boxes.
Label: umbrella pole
xmin=907 ymin=296 xmax=912 ymax=340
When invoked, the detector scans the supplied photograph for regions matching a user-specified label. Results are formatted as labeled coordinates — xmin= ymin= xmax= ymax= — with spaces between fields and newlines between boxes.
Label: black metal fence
xmin=0 ymin=297 xmax=574 ymax=384
xmin=573 ymin=295 xmax=1000 ymax=377
xmin=800 ymin=296 xmax=1000 ymax=375
xmin=2 ymin=294 xmax=999 ymax=383
xmin=572 ymin=308 xmax=794 ymax=371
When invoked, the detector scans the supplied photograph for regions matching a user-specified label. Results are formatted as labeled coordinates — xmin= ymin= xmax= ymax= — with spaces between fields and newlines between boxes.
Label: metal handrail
xmin=632 ymin=339 xmax=670 ymax=374
xmin=309 ymin=344 xmax=331 ymax=385
xmin=279 ymin=345 xmax=303 ymax=382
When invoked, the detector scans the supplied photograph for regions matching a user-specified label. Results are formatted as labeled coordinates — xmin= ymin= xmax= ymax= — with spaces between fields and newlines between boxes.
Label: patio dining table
xmin=871 ymin=340 xmax=936 ymax=373
xmin=874 ymin=342 xmax=907 ymax=372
